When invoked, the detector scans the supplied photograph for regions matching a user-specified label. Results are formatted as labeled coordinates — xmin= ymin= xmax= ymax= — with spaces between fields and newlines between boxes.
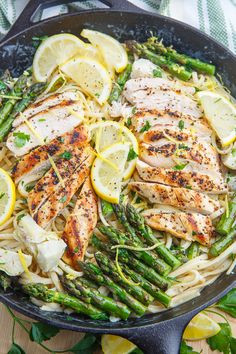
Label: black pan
xmin=0 ymin=1 xmax=235 ymax=353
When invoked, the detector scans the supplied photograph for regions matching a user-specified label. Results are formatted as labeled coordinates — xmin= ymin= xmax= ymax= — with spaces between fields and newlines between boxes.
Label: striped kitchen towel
xmin=0 ymin=0 xmax=236 ymax=53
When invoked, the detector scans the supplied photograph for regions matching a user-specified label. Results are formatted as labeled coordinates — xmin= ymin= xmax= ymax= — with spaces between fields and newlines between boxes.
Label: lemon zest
xmin=66 ymin=273 xmax=76 ymax=280
xmin=93 ymin=150 xmax=119 ymax=171
xmin=48 ymin=155 xmax=65 ymax=187
xmin=225 ymin=194 xmax=229 ymax=218
xmin=23 ymin=115 xmax=45 ymax=145
xmin=112 ymin=242 xmax=160 ymax=252
xmin=67 ymin=107 xmax=85 ymax=122
xmin=115 ymin=248 xmax=139 ymax=286
xmin=18 ymin=249 xmax=32 ymax=280
xmin=163 ymin=130 xmax=181 ymax=145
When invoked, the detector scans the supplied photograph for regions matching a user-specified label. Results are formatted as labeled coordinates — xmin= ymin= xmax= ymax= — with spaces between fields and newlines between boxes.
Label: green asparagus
xmin=112 ymin=203 xmax=137 ymax=240
xmin=216 ymin=195 xmax=236 ymax=235
xmin=98 ymin=225 xmax=171 ymax=275
xmin=22 ymin=283 xmax=108 ymax=320
xmin=78 ymin=261 xmax=147 ymax=316
xmin=146 ymin=36 xmax=215 ymax=75
xmin=108 ymin=63 xmax=132 ymax=103
xmin=0 ymin=70 xmax=11 ymax=98
xmin=187 ymin=242 xmax=200 ymax=260
xmin=61 ymin=276 xmax=131 ymax=320
xmin=126 ymin=40 xmax=192 ymax=81
xmin=126 ymin=204 xmax=181 ymax=269
xmin=209 ymin=229 xmax=236 ymax=257
xmin=0 ymin=271 xmax=12 ymax=291
xmin=121 ymin=266 xmax=171 ymax=307
xmin=95 ymin=251 xmax=154 ymax=305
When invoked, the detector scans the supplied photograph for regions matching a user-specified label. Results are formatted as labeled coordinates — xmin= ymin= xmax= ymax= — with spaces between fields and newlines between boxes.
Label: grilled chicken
xmin=136 ymin=160 xmax=227 ymax=194
xmin=12 ymin=125 xmax=88 ymax=183
xmin=62 ymin=177 xmax=98 ymax=268
xmin=7 ymin=99 xmax=84 ymax=156
xmin=142 ymin=208 xmax=213 ymax=245
xmin=13 ymin=91 xmax=81 ymax=127
xmin=123 ymin=78 xmax=202 ymax=118
xmin=33 ymin=147 xmax=94 ymax=228
xmin=129 ymin=181 xmax=220 ymax=214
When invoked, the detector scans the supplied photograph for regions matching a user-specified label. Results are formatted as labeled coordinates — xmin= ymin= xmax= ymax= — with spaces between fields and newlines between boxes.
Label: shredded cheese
xmin=18 ymin=249 xmax=32 ymax=280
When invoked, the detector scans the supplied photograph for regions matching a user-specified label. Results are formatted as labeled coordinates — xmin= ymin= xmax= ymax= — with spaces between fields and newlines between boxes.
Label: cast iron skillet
xmin=0 ymin=1 xmax=235 ymax=353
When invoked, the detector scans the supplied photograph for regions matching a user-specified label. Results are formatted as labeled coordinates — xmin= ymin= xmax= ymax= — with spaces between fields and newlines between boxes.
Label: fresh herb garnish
xmin=30 ymin=322 xmax=60 ymax=344
xmin=126 ymin=117 xmax=132 ymax=127
xmin=132 ymin=106 xmax=137 ymax=115
xmin=0 ymin=192 xmax=5 ymax=199
xmin=192 ymin=231 xmax=197 ymax=236
xmin=127 ymin=147 xmax=138 ymax=161
xmin=17 ymin=214 xmax=25 ymax=222
xmin=180 ymin=340 xmax=199 ymax=354
xmin=216 ymin=289 xmax=236 ymax=318
xmin=139 ymin=121 xmax=151 ymax=133
xmin=173 ymin=163 xmax=187 ymax=170
xmin=153 ymin=68 xmax=162 ymax=78
xmin=207 ymin=322 xmax=233 ymax=354
xmin=179 ymin=144 xmax=189 ymax=150
xmin=231 ymin=149 xmax=236 ymax=157
xmin=59 ymin=151 xmax=72 ymax=160
xmin=13 ymin=132 xmax=30 ymax=148
xmin=73 ymin=247 xmax=79 ymax=253
xmin=59 ymin=195 xmax=67 ymax=203
xmin=178 ymin=120 xmax=185 ymax=131
xmin=101 ymin=199 xmax=113 ymax=216
xmin=185 ymin=185 xmax=192 ymax=189
xmin=214 ymin=98 xmax=222 ymax=103
xmin=38 ymin=118 xmax=46 ymax=122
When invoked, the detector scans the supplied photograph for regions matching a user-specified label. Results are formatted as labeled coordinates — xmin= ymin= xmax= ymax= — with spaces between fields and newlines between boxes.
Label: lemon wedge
xmin=101 ymin=335 xmax=137 ymax=354
xmin=33 ymin=33 xmax=87 ymax=82
xmin=89 ymin=121 xmax=138 ymax=180
xmin=222 ymin=142 xmax=236 ymax=170
xmin=183 ymin=312 xmax=221 ymax=341
xmin=0 ymin=168 xmax=16 ymax=226
xmin=60 ymin=56 xmax=111 ymax=105
xmin=81 ymin=29 xmax=128 ymax=73
xmin=91 ymin=143 xmax=130 ymax=203
xmin=197 ymin=91 xmax=236 ymax=146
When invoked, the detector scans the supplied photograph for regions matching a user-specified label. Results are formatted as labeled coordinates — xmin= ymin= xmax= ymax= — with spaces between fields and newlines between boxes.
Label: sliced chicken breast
xmin=7 ymin=100 xmax=84 ymax=156
xmin=12 ymin=125 xmax=88 ymax=183
xmin=129 ymin=181 xmax=221 ymax=214
xmin=123 ymin=78 xmax=202 ymax=118
xmin=142 ymin=208 xmax=213 ymax=245
xmin=136 ymin=160 xmax=227 ymax=194
xmin=62 ymin=177 xmax=98 ymax=268
xmin=33 ymin=148 xmax=94 ymax=228
xmin=13 ymin=91 xmax=81 ymax=127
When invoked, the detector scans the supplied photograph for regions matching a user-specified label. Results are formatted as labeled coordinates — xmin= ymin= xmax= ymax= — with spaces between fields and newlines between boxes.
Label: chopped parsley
xmin=126 ymin=117 xmax=132 ymax=127
xmin=232 ymin=148 xmax=236 ymax=157
xmin=135 ymin=196 xmax=142 ymax=204
xmin=94 ymin=93 xmax=100 ymax=98
xmin=17 ymin=214 xmax=25 ymax=222
xmin=185 ymin=185 xmax=192 ymax=190
xmin=73 ymin=247 xmax=79 ymax=253
xmin=13 ymin=132 xmax=30 ymax=148
xmin=0 ymin=192 xmax=5 ymax=199
xmin=59 ymin=195 xmax=67 ymax=203
xmin=173 ymin=163 xmax=188 ymax=171
xmin=192 ymin=231 xmax=197 ymax=236
xmin=132 ymin=106 xmax=137 ymax=115
xmin=59 ymin=151 xmax=72 ymax=160
xmin=127 ymin=147 xmax=138 ymax=161
xmin=38 ymin=118 xmax=46 ymax=122
xmin=178 ymin=144 xmax=189 ymax=150
xmin=140 ymin=121 xmax=151 ymax=133
xmin=214 ymin=98 xmax=222 ymax=103
xmin=153 ymin=68 xmax=162 ymax=78
xmin=178 ymin=120 xmax=185 ymax=131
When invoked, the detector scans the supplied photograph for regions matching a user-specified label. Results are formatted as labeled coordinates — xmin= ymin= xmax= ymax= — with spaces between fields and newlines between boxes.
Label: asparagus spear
xmin=0 ymin=70 xmax=11 ymax=98
xmin=78 ymin=261 xmax=146 ymax=316
xmin=98 ymin=225 xmax=171 ymax=275
xmin=121 ymin=266 xmax=171 ymax=307
xmin=187 ymin=242 xmax=200 ymax=260
xmin=126 ymin=204 xmax=181 ymax=269
xmin=112 ymin=203 xmax=137 ymax=240
xmin=209 ymin=229 xmax=236 ymax=257
xmin=92 ymin=234 xmax=170 ymax=291
xmin=0 ymin=82 xmax=46 ymax=142
xmin=146 ymin=36 xmax=215 ymax=75
xmin=216 ymin=195 xmax=236 ymax=235
xmin=126 ymin=40 xmax=192 ymax=81
xmin=95 ymin=251 xmax=154 ymax=305
xmin=61 ymin=276 xmax=131 ymax=320
xmin=22 ymin=283 xmax=108 ymax=320
xmin=108 ymin=63 xmax=132 ymax=103
xmin=0 ymin=271 xmax=12 ymax=291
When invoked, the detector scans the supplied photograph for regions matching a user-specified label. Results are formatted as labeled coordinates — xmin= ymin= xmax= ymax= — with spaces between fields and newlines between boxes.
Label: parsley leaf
xmin=216 ymin=288 xmax=236 ymax=318
xmin=180 ymin=340 xmax=199 ymax=354
xmin=179 ymin=144 xmax=189 ymax=150
xmin=230 ymin=337 xmax=236 ymax=353
xmin=69 ymin=333 xmax=99 ymax=354
xmin=0 ymin=192 xmax=5 ymax=199
xmin=8 ymin=343 xmax=26 ymax=354
xmin=140 ymin=121 xmax=151 ymax=133
xmin=132 ymin=106 xmax=137 ymax=115
xmin=207 ymin=322 xmax=231 ymax=354
xmin=17 ymin=214 xmax=25 ymax=222
xmin=173 ymin=163 xmax=188 ymax=171
xmin=30 ymin=322 xmax=59 ymax=344
xmin=13 ymin=132 xmax=30 ymax=148
xmin=178 ymin=120 xmax=185 ymax=131
xmin=232 ymin=148 xmax=236 ymax=157
xmin=59 ymin=195 xmax=67 ymax=203
xmin=101 ymin=199 xmax=113 ymax=216
xmin=153 ymin=68 xmax=162 ymax=78
xmin=127 ymin=147 xmax=138 ymax=161
xmin=126 ymin=117 xmax=132 ymax=127
xmin=59 ymin=151 xmax=72 ymax=160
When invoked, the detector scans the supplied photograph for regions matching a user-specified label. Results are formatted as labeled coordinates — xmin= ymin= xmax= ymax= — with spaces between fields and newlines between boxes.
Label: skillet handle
xmin=3 ymin=0 xmax=143 ymax=42
xmin=122 ymin=314 xmax=195 ymax=354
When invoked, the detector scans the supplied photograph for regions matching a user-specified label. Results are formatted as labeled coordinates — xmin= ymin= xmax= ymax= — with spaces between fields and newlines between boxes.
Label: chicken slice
xmin=129 ymin=181 xmax=221 ymax=214
xmin=123 ymin=78 xmax=201 ymax=118
xmin=136 ymin=160 xmax=227 ymax=194
xmin=13 ymin=91 xmax=81 ymax=127
xmin=12 ymin=125 xmax=88 ymax=183
xmin=28 ymin=145 xmax=88 ymax=215
xmin=142 ymin=209 xmax=212 ymax=245
xmin=33 ymin=147 xmax=94 ymax=228
xmin=62 ymin=177 xmax=98 ymax=268
xmin=7 ymin=100 xmax=84 ymax=156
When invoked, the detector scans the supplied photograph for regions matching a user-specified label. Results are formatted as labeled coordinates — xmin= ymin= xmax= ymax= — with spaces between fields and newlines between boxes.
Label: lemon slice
xmin=222 ymin=142 xmax=236 ymax=170
xmin=101 ymin=335 xmax=137 ymax=354
xmin=33 ymin=33 xmax=87 ymax=82
xmin=81 ymin=29 xmax=128 ymax=73
xmin=60 ymin=56 xmax=111 ymax=105
xmin=91 ymin=143 xmax=130 ymax=203
xmin=197 ymin=91 xmax=236 ymax=146
xmin=89 ymin=121 xmax=138 ymax=180
xmin=183 ymin=312 xmax=221 ymax=341
xmin=0 ymin=168 xmax=16 ymax=226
